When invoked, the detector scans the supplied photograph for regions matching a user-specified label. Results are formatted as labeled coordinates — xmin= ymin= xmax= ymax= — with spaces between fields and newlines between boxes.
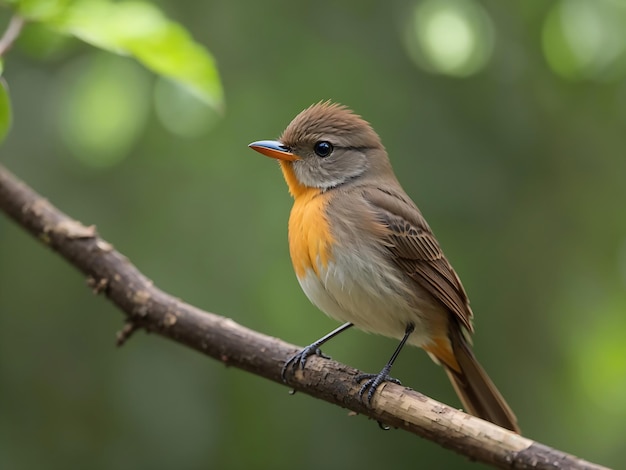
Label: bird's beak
xmin=248 ymin=140 xmax=299 ymax=161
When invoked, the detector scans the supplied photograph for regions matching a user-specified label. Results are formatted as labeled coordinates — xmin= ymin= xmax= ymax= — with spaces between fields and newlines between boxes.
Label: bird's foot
xmin=355 ymin=364 xmax=401 ymax=406
xmin=281 ymin=344 xmax=330 ymax=382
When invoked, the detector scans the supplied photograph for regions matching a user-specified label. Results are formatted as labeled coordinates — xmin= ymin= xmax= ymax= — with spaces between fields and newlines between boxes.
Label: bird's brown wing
xmin=363 ymin=187 xmax=474 ymax=334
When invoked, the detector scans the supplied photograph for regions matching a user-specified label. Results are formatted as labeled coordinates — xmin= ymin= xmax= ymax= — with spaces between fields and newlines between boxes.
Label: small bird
xmin=249 ymin=101 xmax=519 ymax=432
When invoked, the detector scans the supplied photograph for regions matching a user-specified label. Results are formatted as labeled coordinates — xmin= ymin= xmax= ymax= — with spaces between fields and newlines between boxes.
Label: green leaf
xmin=17 ymin=0 xmax=224 ymax=111
xmin=9 ymin=0 xmax=74 ymax=22
xmin=0 ymin=78 xmax=13 ymax=145
xmin=154 ymin=77 xmax=219 ymax=137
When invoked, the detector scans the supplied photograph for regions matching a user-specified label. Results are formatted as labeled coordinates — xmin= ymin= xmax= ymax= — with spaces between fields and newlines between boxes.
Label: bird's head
xmin=249 ymin=101 xmax=393 ymax=196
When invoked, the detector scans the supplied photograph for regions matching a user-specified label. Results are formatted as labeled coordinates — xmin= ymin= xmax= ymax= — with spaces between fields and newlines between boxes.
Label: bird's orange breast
xmin=280 ymin=161 xmax=335 ymax=278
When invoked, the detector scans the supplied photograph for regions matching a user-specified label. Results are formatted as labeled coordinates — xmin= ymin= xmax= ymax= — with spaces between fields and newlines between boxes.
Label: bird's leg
xmin=281 ymin=322 xmax=353 ymax=382
xmin=356 ymin=323 xmax=415 ymax=405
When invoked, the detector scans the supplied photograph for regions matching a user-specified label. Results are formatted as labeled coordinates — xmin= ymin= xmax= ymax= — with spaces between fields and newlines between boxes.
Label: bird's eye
xmin=313 ymin=141 xmax=333 ymax=158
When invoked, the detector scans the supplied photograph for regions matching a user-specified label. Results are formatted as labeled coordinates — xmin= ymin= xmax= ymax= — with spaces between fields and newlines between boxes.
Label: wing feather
xmin=363 ymin=187 xmax=474 ymax=334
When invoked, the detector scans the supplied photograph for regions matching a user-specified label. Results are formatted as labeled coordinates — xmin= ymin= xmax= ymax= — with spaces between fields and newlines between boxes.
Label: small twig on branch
xmin=0 ymin=164 xmax=611 ymax=470
xmin=115 ymin=320 xmax=141 ymax=347
xmin=0 ymin=15 xmax=25 ymax=57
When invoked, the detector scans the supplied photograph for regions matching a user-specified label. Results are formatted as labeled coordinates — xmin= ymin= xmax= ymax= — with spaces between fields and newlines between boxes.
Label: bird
xmin=248 ymin=101 xmax=519 ymax=433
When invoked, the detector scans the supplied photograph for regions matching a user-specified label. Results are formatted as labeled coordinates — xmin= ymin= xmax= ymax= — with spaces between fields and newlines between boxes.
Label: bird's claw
xmin=377 ymin=420 xmax=391 ymax=431
xmin=281 ymin=345 xmax=330 ymax=382
xmin=355 ymin=369 xmax=401 ymax=406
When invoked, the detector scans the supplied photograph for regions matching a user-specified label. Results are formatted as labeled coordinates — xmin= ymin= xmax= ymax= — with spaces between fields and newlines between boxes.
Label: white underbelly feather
xmin=297 ymin=250 xmax=439 ymax=347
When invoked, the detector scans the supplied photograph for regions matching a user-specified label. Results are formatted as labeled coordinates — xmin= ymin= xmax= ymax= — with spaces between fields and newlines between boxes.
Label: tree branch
xmin=0 ymin=164 xmax=610 ymax=470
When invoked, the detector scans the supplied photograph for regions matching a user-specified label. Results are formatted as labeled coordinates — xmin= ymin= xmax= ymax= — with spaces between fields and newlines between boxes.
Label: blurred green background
xmin=1 ymin=0 xmax=626 ymax=468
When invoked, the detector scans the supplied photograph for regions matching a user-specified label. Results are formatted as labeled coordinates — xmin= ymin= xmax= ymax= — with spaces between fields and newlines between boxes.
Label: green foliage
xmin=0 ymin=0 xmax=224 ymax=166
xmin=7 ymin=0 xmax=223 ymax=111
xmin=6 ymin=0 xmax=73 ymax=21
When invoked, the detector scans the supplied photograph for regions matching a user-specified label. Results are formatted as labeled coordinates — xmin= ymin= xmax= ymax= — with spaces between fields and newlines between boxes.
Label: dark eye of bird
xmin=313 ymin=141 xmax=333 ymax=158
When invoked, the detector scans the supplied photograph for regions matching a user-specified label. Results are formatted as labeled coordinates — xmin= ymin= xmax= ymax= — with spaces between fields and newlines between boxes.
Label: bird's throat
xmin=278 ymin=160 xmax=318 ymax=199
xmin=288 ymin=194 xmax=334 ymax=279
xmin=279 ymin=161 xmax=334 ymax=279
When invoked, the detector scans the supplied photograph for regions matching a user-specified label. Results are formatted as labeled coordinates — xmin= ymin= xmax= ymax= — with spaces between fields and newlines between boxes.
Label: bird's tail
xmin=425 ymin=329 xmax=520 ymax=433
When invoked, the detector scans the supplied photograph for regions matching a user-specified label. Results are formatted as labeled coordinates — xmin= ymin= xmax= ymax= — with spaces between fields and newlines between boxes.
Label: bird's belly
xmin=297 ymin=252 xmax=440 ymax=347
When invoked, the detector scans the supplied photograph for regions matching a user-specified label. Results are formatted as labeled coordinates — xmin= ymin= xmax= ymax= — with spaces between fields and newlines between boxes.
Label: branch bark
xmin=0 ymin=164 xmax=610 ymax=470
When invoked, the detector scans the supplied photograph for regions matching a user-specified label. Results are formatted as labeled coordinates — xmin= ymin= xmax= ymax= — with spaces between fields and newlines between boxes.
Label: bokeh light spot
xmin=404 ymin=0 xmax=494 ymax=77
xmin=54 ymin=53 xmax=151 ymax=169
xmin=154 ymin=77 xmax=219 ymax=138
xmin=574 ymin=309 xmax=626 ymax=412
xmin=542 ymin=0 xmax=626 ymax=81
